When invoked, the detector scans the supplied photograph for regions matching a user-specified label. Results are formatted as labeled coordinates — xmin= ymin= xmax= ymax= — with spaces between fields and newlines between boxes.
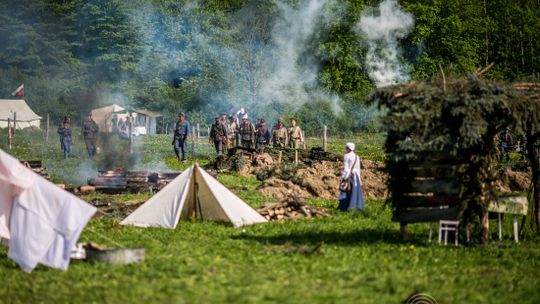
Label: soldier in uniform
xmin=498 ymin=127 xmax=513 ymax=161
xmin=272 ymin=119 xmax=288 ymax=148
xmin=239 ymin=114 xmax=255 ymax=149
xmin=255 ymin=118 xmax=271 ymax=150
xmin=82 ymin=113 xmax=99 ymax=159
xmin=209 ymin=116 xmax=228 ymax=156
xmin=57 ymin=120 xmax=72 ymax=159
xmin=227 ymin=115 xmax=239 ymax=148
xmin=172 ymin=113 xmax=191 ymax=162
xmin=288 ymin=118 xmax=304 ymax=149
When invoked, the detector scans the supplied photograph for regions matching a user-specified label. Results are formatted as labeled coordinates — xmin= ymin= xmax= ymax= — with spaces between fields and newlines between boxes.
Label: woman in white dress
xmin=338 ymin=142 xmax=364 ymax=211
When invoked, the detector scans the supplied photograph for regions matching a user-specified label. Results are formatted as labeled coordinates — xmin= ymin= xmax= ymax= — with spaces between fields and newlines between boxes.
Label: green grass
xmin=0 ymin=130 xmax=539 ymax=303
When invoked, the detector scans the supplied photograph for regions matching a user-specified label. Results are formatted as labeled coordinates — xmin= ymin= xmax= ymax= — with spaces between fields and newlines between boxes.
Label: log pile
xmin=88 ymin=170 xmax=180 ymax=193
xmin=256 ymin=195 xmax=331 ymax=221
xmin=20 ymin=160 xmax=50 ymax=180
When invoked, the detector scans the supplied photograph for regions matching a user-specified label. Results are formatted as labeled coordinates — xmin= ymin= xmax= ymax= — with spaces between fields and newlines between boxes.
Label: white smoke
xmin=356 ymin=0 xmax=414 ymax=87
xmin=259 ymin=0 xmax=332 ymax=104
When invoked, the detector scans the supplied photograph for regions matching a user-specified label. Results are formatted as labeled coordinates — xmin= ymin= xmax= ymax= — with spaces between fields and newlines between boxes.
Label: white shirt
xmin=341 ymin=151 xmax=361 ymax=180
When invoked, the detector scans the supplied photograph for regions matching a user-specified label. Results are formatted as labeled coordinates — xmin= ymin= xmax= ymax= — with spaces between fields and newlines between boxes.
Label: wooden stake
xmin=7 ymin=117 xmax=12 ymax=150
xmin=438 ymin=63 xmax=446 ymax=93
xmin=302 ymin=131 xmax=306 ymax=149
xmin=128 ymin=113 xmax=133 ymax=154
xmin=162 ymin=117 xmax=165 ymax=134
xmin=191 ymin=127 xmax=195 ymax=159
xmin=278 ymin=151 xmax=282 ymax=164
xmin=12 ymin=112 xmax=16 ymax=137
xmin=165 ymin=122 xmax=168 ymax=135
xmin=323 ymin=125 xmax=327 ymax=152
xmin=45 ymin=114 xmax=49 ymax=143
xmin=294 ymin=149 xmax=298 ymax=164
xmin=196 ymin=123 xmax=200 ymax=140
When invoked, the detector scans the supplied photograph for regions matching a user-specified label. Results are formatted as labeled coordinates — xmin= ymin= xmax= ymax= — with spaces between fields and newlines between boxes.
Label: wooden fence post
xmin=196 ymin=123 xmax=200 ymax=140
xmin=128 ymin=113 xmax=133 ymax=154
xmin=323 ymin=125 xmax=327 ymax=152
xmin=165 ymin=122 xmax=169 ymax=135
xmin=45 ymin=114 xmax=49 ymax=142
xmin=162 ymin=117 xmax=166 ymax=134
xmin=12 ymin=112 xmax=16 ymax=137
xmin=294 ymin=149 xmax=298 ymax=165
xmin=7 ymin=117 xmax=12 ymax=150
xmin=302 ymin=130 xmax=306 ymax=149
xmin=191 ymin=127 xmax=196 ymax=159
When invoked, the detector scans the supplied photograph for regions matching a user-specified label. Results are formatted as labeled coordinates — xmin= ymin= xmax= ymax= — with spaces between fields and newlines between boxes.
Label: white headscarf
xmin=345 ymin=142 xmax=355 ymax=151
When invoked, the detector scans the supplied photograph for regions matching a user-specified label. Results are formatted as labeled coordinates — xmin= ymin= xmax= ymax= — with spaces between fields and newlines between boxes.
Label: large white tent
xmin=121 ymin=164 xmax=267 ymax=228
xmin=0 ymin=99 xmax=41 ymax=129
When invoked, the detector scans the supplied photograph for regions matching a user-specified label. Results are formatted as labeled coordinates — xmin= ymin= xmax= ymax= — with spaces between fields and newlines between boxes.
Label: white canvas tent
xmin=121 ymin=164 xmax=267 ymax=228
xmin=0 ymin=99 xmax=41 ymax=129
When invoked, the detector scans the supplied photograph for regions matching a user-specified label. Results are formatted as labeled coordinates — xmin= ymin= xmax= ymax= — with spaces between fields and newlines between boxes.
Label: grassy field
xmin=0 ymin=129 xmax=539 ymax=303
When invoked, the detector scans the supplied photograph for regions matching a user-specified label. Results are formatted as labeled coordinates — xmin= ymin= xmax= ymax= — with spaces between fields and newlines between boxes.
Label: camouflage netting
xmin=369 ymin=75 xmax=540 ymax=241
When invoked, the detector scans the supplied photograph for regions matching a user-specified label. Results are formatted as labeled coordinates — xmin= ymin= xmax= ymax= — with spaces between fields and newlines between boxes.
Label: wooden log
xmin=79 ymin=185 xmax=96 ymax=192
xmin=278 ymin=151 xmax=282 ymax=164
xmin=56 ymin=184 xmax=66 ymax=189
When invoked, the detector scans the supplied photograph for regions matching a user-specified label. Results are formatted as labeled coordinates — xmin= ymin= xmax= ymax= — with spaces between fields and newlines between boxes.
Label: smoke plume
xmin=356 ymin=0 xmax=414 ymax=87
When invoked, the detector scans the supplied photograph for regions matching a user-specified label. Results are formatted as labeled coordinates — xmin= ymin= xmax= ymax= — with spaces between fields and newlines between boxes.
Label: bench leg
xmin=514 ymin=216 xmax=519 ymax=243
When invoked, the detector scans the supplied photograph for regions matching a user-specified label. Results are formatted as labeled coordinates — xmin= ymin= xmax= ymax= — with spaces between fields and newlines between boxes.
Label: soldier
xmin=498 ymin=127 xmax=513 ymax=161
xmin=82 ymin=113 xmax=99 ymax=159
xmin=239 ymin=114 xmax=255 ymax=149
xmin=172 ymin=113 xmax=191 ymax=162
xmin=255 ymin=118 xmax=271 ymax=150
xmin=227 ymin=115 xmax=239 ymax=148
xmin=272 ymin=119 xmax=288 ymax=148
xmin=209 ymin=116 xmax=228 ymax=156
xmin=288 ymin=118 xmax=304 ymax=149
xmin=57 ymin=120 xmax=72 ymax=159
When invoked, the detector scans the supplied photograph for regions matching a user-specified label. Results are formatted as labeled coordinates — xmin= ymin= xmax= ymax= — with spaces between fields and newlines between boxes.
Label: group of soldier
xmin=208 ymin=113 xmax=305 ymax=156
xmin=171 ymin=112 xmax=305 ymax=159
xmin=56 ymin=113 xmax=100 ymax=160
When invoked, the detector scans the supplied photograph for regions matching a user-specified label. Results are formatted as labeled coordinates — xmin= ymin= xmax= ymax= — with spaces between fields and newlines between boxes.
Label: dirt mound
xmin=258 ymin=159 xmax=388 ymax=200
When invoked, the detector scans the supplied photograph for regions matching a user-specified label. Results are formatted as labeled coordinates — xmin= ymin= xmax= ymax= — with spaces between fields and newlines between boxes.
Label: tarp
xmin=0 ymin=99 xmax=41 ymax=129
xmin=0 ymin=148 xmax=96 ymax=272
xmin=121 ymin=164 xmax=267 ymax=228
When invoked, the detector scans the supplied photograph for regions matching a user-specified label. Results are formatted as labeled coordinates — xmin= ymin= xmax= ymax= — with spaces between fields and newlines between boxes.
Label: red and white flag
xmin=11 ymin=84 xmax=24 ymax=97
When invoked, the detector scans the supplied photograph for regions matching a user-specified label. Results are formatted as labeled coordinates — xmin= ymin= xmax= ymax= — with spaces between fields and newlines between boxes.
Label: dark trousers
xmin=61 ymin=137 xmax=71 ymax=159
xmin=241 ymin=140 xmax=253 ymax=149
xmin=214 ymin=138 xmax=225 ymax=156
xmin=173 ymin=137 xmax=187 ymax=161
xmin=84 ymin=138 xmax=97 ymax=159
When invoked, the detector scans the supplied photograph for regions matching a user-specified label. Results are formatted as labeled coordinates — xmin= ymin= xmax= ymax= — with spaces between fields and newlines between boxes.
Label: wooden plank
xmin=402 ymin=179 xmax=460 ymax=195
xmin=397 ymin=195 xmax=460 ymax=208
xmin=393 ymin=206 xmax=459 ymax=223
xmin=408 ymin=165 xmax=458 ymax=178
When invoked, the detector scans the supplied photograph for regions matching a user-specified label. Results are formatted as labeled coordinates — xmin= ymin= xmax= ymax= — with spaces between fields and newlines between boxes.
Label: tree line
xmin=0 ymin=0 xmax=539 ymax=134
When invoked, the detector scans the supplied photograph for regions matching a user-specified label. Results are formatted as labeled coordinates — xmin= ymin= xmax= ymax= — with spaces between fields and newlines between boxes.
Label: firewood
xmin=79 ymin=185 xmax=96 ymax=192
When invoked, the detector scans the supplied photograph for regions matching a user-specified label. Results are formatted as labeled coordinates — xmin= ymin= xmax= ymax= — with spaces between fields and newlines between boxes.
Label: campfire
xmin=88 ymin=168 xmax=180 ymax=193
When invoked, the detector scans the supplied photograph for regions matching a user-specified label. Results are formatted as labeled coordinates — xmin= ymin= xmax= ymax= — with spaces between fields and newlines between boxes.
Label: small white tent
xmin=0 ymin=99 xmax=41 ymax=129
xmin=121 ymin=164 xmax=267 ymax=228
